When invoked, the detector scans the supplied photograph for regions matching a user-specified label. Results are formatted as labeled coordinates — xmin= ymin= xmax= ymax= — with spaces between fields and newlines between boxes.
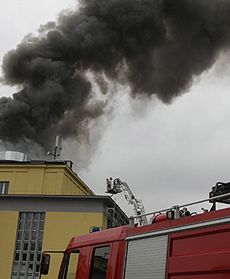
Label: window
xmin=66 ymin=252 xmax=79 ymax=279
xmin=11 ymin=212 xmax=45 ymax=279
xmin=0 ymin=181 xmax=9 ymax=194
xmin=59 ymin=251 xmax=79 ymax=279
xmin=90 ymin=246 xmax=110 ymax=279
xmin=107 ymin=207 xmax=128 ymax=228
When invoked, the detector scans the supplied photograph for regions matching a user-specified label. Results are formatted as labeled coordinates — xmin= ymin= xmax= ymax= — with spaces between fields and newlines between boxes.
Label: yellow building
xmin=0 ymin=157 xmax=93 ymax=196
xmin=0 ymin=152 xmax=128 ymax=279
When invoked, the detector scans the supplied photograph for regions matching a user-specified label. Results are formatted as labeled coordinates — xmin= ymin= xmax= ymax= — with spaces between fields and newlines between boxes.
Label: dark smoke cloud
xmin=1 ymin=0 xmax=230 ymax=157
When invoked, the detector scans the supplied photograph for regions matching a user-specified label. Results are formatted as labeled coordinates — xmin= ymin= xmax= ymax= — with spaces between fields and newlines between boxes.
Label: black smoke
xmin=1 ymin=0 xmax=230 ymax=156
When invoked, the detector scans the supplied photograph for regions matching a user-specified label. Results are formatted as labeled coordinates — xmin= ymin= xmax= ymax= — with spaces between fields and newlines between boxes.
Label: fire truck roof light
xmin=89 ymin=226 xmax=102 ymax=233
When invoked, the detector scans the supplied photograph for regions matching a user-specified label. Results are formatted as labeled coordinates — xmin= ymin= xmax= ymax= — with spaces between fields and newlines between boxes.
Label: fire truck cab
xmin=56 ymin=226 xmax=128 ymax=279
xmin=41 ymin=205 xmax=230 ymax=279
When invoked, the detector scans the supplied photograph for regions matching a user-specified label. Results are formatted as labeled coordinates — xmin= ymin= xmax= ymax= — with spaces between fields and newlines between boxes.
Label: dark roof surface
xmin=0 ymin=194 xmax=129 ymax=222
xmin=0 ymin=159 xmax=72 ymax=166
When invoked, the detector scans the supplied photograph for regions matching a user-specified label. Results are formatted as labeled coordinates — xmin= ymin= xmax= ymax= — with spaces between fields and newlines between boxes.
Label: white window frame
xmin=0 ymin=181 xmax=9 ymax=194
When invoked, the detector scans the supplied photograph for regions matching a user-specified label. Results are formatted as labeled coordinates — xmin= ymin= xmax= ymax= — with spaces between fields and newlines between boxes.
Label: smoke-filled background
xmin=1 ymin=0 xmax=230 ymax=212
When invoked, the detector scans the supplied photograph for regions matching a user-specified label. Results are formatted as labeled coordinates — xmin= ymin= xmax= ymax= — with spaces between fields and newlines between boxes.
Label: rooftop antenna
xmin=47 ymin=136 xmax=63 ymax=160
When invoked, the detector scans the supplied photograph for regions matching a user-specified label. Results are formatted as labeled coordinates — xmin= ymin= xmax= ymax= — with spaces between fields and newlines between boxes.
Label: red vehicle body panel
xmin=167 ymin=223 xmax=230 ymax=278
xmin=62 ymin=226 xmax=129 ymax=279
xmin=61 ymin=207 xmax=230 ymax=279
xmin=66 ymin=226 xmax=129 ymax=250
xmin=73 ymin=243 xmax=127 ymax=279
xmin=126 ymin=207 xmax=230 ymax=238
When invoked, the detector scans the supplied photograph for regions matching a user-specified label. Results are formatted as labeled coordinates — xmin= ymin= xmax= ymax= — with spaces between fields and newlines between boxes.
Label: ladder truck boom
xmin=106 ymin=177 xmax=148 ymax=225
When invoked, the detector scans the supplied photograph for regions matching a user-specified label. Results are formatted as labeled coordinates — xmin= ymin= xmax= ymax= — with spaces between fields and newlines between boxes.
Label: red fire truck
xmin=40 ymin=182 xmax=230 ymax=279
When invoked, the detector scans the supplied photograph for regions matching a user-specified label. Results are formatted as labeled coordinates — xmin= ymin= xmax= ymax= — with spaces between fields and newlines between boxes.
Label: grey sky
xmin=80 ymin=64 xmax=230 ymax=214
xmin=1 ymin=0 xmax=230 ymax=217
xmin=0 ymin=0 xmax=76 ymax=95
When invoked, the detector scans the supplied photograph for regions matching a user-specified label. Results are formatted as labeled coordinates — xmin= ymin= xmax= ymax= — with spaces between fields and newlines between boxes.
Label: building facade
xmin=0 ymin=155 xmax=128 ymax=278
xmin=0 ymin=159 xmax=93 ymax=196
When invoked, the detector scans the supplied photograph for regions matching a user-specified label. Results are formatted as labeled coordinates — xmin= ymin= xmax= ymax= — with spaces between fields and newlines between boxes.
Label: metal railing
xmin=129 ymin=192 xmax=230 ymax=226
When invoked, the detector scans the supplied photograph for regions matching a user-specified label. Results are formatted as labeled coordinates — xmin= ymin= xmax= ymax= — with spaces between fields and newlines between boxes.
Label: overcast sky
xmin=1 ymin=0 xmax=230 ymax=217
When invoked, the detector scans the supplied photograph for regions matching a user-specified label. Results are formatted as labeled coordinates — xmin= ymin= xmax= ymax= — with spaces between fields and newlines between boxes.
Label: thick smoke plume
xmin=1 ymin=0 xmax=230 ymax=157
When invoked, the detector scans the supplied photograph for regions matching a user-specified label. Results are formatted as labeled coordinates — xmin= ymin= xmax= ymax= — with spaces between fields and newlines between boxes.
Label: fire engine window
xmin=59 ymin=251 xmax=79 ymax=279
xmin=90 ymin=246 xmax=110 ymax=279
xmin=66 ymin=252 xmax=79 ymax=279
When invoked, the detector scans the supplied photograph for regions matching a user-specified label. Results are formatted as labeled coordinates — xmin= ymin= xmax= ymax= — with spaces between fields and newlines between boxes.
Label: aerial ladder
xmin=106 ymin=177 xmax=148 ymax=226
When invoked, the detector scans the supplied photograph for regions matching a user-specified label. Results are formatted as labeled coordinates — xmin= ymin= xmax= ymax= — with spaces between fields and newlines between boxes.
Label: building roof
xmin=0 ymin=159 xmax=73 ymax=167
xmin=0 ymin=194 xmax=129 ymax=224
